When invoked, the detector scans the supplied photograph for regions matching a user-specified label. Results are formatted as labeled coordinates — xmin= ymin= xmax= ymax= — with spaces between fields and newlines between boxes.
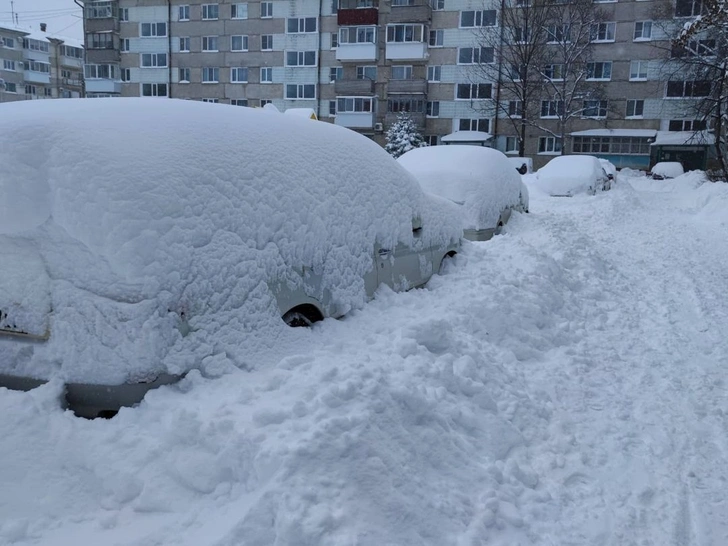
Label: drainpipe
xmin=492 ymin=0 xmax=507 ymax=149
xmin=316 ymin=0 xmax=324 ymax=118
xmin=73 ymin=0 xmax=86 ymax=97
xmin=167 ymin=0 xmax=172 ymax=97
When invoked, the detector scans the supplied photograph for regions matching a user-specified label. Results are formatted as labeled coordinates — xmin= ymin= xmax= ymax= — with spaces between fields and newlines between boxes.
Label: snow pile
xmin=0 ymin=98 xmax=460 ymax=384
xmin=397 ymin=146 xmax=523 ymax=231
xmin=535 ymin=155 xmax=606 ymax=196
xmin=651 ymin=161 xmax=685 ymax=179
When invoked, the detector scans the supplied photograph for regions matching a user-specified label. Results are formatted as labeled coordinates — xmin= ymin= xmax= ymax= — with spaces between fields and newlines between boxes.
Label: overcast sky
xmin=2 ymin=0 xmax=83 ymax=40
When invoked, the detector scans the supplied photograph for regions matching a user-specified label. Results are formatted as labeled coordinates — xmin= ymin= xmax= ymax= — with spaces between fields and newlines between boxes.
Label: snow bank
xmin=535 ymin=155 xmax=606 ymax=196
xmin=0 ymin=98 xmax=461 ymax=384
xmin=397 ymin=146 xmax=523 ymax=231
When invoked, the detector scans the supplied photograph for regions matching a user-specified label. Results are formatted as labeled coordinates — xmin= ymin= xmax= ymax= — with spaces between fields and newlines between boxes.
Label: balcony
xmin=337 ymin=0 xmax=379 ymax=26
xmin=62 ymin=77 xmax=83 ymax=87
xmin=389 ymin=0 xmax=432 ymax=23
xmin=385 ymin=41 xmax=428 ymax=61
xmin=85 ymin=78 xmax=121 ymax=94
xmin=336 ymin=42 xmax=378 ymax=62
xmin=24 ymin=71 xmax=51 ymax=85
xmin=335 ymin=79 xmax=375 ymax=95
xmin=387 ymin=79 xmax=427 ymax=94
xmin=385 ymin=111 xmax=425 ymax=128
xmin=335 ymin=111 xmax=376 ymax=129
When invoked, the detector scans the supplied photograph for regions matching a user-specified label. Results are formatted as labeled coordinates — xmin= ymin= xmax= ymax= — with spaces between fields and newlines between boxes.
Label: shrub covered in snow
xmin=385 ymin=112 xmax=427 ymax=158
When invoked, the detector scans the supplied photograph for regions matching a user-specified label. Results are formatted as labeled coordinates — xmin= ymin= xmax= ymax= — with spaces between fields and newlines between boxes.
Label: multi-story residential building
xmin=0 ymin=23 xmax=84 ymax=102
xmin=79 ymin=0 xmax=710 ymax=168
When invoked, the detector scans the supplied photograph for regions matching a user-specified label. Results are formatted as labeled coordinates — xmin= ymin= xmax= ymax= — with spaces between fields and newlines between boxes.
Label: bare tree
xmin=472 ymin=0 xmax=606 ymax=155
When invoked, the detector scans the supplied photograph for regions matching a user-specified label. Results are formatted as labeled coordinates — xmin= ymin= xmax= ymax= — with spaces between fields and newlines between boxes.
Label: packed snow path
xmin=1 ymin=173 xmax=727 ymax=546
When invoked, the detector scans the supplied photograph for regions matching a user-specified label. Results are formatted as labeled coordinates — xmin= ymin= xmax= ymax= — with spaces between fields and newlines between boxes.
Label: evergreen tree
xmin=385 ymin=112 xmax=427 ymax=158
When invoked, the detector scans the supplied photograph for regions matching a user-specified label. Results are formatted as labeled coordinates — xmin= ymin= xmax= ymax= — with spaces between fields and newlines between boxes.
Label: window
xmin=24 ymin=38 xmax=49 ymax=52
xmin=590 ymin=22 xmax=616 ymax=42
xmin=25 ymin=60 xmax=50 ymax=73
xmin=388 ymin=98 xmax=425 ymax=113
xmin=427 ymin=65 xmax=441 ymax=82
xmin=331 ymin=34 xmax=338 ymax=48
xmin=232 ymin=3 xmax=248 ymax=19
xmin=202 ymin=98 xmax=219 ymax=103
xmin=429 ymin=29 xmax=444 ymax=47
xmin=675 ymin=0 xmax=704 ymax=16
xmin=573 ymin=136 xmax=649 ymax=154
xmin=424 ymin=135 xmax=439 ymax=146
xmin=545 ymin=24 xmax=570 ymax=43
xmin=3 ymin=37 xmax=14 ymax=48
xmin=86 ymin=1 xmax=114 ymax=18
xmin=329 ymin=100 xmax=337 ymax=116
xmin=288 ymin=17 xmax=317 ymax=33
xmin=339 ymin=26 xmax=376 ymax=43
xmin=427 ymin=101 xmax=440 ymax=117
xmin=61 ymin=46 xmax=83 ymax=58
xmin=583 ymin=99 xmax=608 ymax=118
xmin=329 ymin=67 xmax=343 ymax=81
xmin=387 ymin=24 xmax=424 ymax=43
xmin=260 ymin=99 xmax=272 ymax=106
xmin=202 ymin=36 xmax=219 ymax=51
xmin=626 ymin=99 xmax=644 ymax=118
xmin=262 ymin=35 xmax=273 ymax=50
xmin=634 ymin=21 xmax=652 ymax=41
xmin=538 ymin=136 xmax=561 ymax=154
xmin=179 ymin=37 xmax=190 ymax=52
xmin=431 ymin=0 xmax=445 ymax=9
xmin=629 ymin=60 xmax=648 ymax=81
xmin=666 ymin=80 xmax=710 ymax=97
xmin=261 ymin=67 xmax=273 ymax=82
xmin=286 ymin=84 xmax=316 ymax=99
xmin=121 ymin=68 xmax=130 ymax=81
xmin=119 ymin=8 xmax=129 ymax=21
xmin=392 ymin=0 xmax=414 ymax=5
xmin=508 ymin=63 xmax=525 ymax=81
xmin=541 ymin=100 xmax=564 ymax=118
xmin=357 ymin=65 xmax=376 ymax=79
xmin=337 ymin=97 xmax=373 ymax=113
xmin=513 ymin=27 xmax=530 ymax=43
xmin=179 ymin=67 xmax=191 ymax=82
xmin=544 ymin=64 xmax=564 ymax=80
xmin=25 ymin=84 xmax=38 ymax=95
xmin=202 ymin=67 xmax=219 ymax=83
xmin=668 ymin=119 xmax=706 ymax=131
xmin=460 ymin=10 xmax=496 ymax=28
xmin=231 ymin=35 xmax=249 ymax=51
xmin=141 ymin=53 xmax=167 ymax=67
xmin=508 ymin=100 xmax=522 ymax=117
xmin=391 ymin=65 xmax=413 ymax=79
xmin=587 ymin=61 xmax=612 ymax=80
xmin=459 ymin=118 xmax=489 ymax=132
xmin=178 ymin=5 xmax=190 ymax=20
xmin=456 ymin=83 xmax=492 ymax=99
xmin=505 ymin=136 xmax=518 ymax=153
xmin=672 ymin=39 xmax=716 ymax=57
xmin=286 ymin=51 xmax=317 ymax=66
xmin=3 ymin=82 xmax=16 ymax=92
xmin=202 ymin=4 xmax=219 ymax=19
xmin=261 ymin=2 xmax=273 ymax=17
xmin=141 ymin=22 xmax=167 ymax=37
xmin=84 ymin=64 xmax=118 ymax=79
xmin=458 ymin=47 xmax=494 ymax=64
xmin=87 ymin=32 xmax=114 ymax=49
xmin=231 ymin=67 xmax=249 ymax=82
xmin=142 ymin=83 xmax=167 ymax=96
xmin=3 ymin=59 xmax=16 ymax=71
xmin=121 ymin=38 xmax=130 ymax=51
xmin=231 ymin=99 xmax=249 ymax=106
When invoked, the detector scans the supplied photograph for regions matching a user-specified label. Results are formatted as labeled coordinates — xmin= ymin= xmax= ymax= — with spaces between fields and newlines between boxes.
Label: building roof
xmin=441 ymin=131 xmax=493 ymax=143
xmin=284 ymin=108 xmax=318 ymax=120
xmin=651 ymin=131 xmax=715 ymax=146
xmin=570 ymin=129 xmax=657 ymax=138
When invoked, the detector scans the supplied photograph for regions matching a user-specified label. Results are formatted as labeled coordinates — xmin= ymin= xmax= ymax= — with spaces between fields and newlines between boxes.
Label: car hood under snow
xmin=0 ymin=98 xmax=461 ymax=385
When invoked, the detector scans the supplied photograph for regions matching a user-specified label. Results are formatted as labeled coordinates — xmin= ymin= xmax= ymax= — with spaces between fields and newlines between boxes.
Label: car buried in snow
xmin=397 ymin=145 xmax=528 ymax=242
xmin=0 ymin=98 xmax=462 ymax=418
xmin=535 ymin=155 xmax=612 ymax=197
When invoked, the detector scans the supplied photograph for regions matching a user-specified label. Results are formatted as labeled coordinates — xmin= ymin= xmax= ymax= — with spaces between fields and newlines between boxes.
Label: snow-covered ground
xmin=1 ymin=170 xmax=727 ymax=545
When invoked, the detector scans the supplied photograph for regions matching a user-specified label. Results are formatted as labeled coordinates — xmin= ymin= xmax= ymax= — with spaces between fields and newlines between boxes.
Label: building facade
xmin=79 ymin=0 xmax=707 ymax=167
xmin=0 ymin=24 xmax=84 ymax=102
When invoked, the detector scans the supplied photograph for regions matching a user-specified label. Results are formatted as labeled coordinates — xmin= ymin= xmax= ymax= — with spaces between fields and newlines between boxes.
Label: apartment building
xmin=79 ymin=0 xmax=707 ymax=167
xmin=0 ymin=23 xmax=84 ymax=102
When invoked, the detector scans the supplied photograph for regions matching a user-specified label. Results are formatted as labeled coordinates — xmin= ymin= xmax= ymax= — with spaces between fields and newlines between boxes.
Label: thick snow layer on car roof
xmin=0 ymin=98 xmax=460 ymax=384
xmin=651 ymin=162 xmax=685 ymax=179
xmin=397 ymin=146 xmax=522 ymax=230
xmin=536 ymin=155 xmax=604 ymax=196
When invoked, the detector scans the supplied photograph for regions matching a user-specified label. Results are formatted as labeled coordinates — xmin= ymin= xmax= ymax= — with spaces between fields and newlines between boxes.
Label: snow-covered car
xmin=650 ymin=162 xmax=685 ymax=180
xmin=535 ymin=155 xmax=612 ymax=197
xmin=397 ymin=146 xmax=526 ymax=241
xmin=599 ymin=158 xmax=618 ymax=181
xmin=0 ymin=99 xmax=462 ymax=418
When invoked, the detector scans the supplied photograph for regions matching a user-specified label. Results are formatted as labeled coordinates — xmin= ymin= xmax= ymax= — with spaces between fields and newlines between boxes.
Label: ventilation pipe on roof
xmin=40 ymin=23 xmax=47 ymax=32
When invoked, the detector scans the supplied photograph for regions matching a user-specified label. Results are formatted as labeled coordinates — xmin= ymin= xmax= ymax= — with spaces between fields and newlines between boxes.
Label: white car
xmin=536 ymin=155 xmax=612 ymax=197
xmin=0 ymin=99 xmax=461 ymax=417
xmin=599 ymin=158 xmax=618 ymax=182
xmin=650 ymin=162 xmax=685 ymax=180
xmin=397 ymin=146 xmax=526 ymax=241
